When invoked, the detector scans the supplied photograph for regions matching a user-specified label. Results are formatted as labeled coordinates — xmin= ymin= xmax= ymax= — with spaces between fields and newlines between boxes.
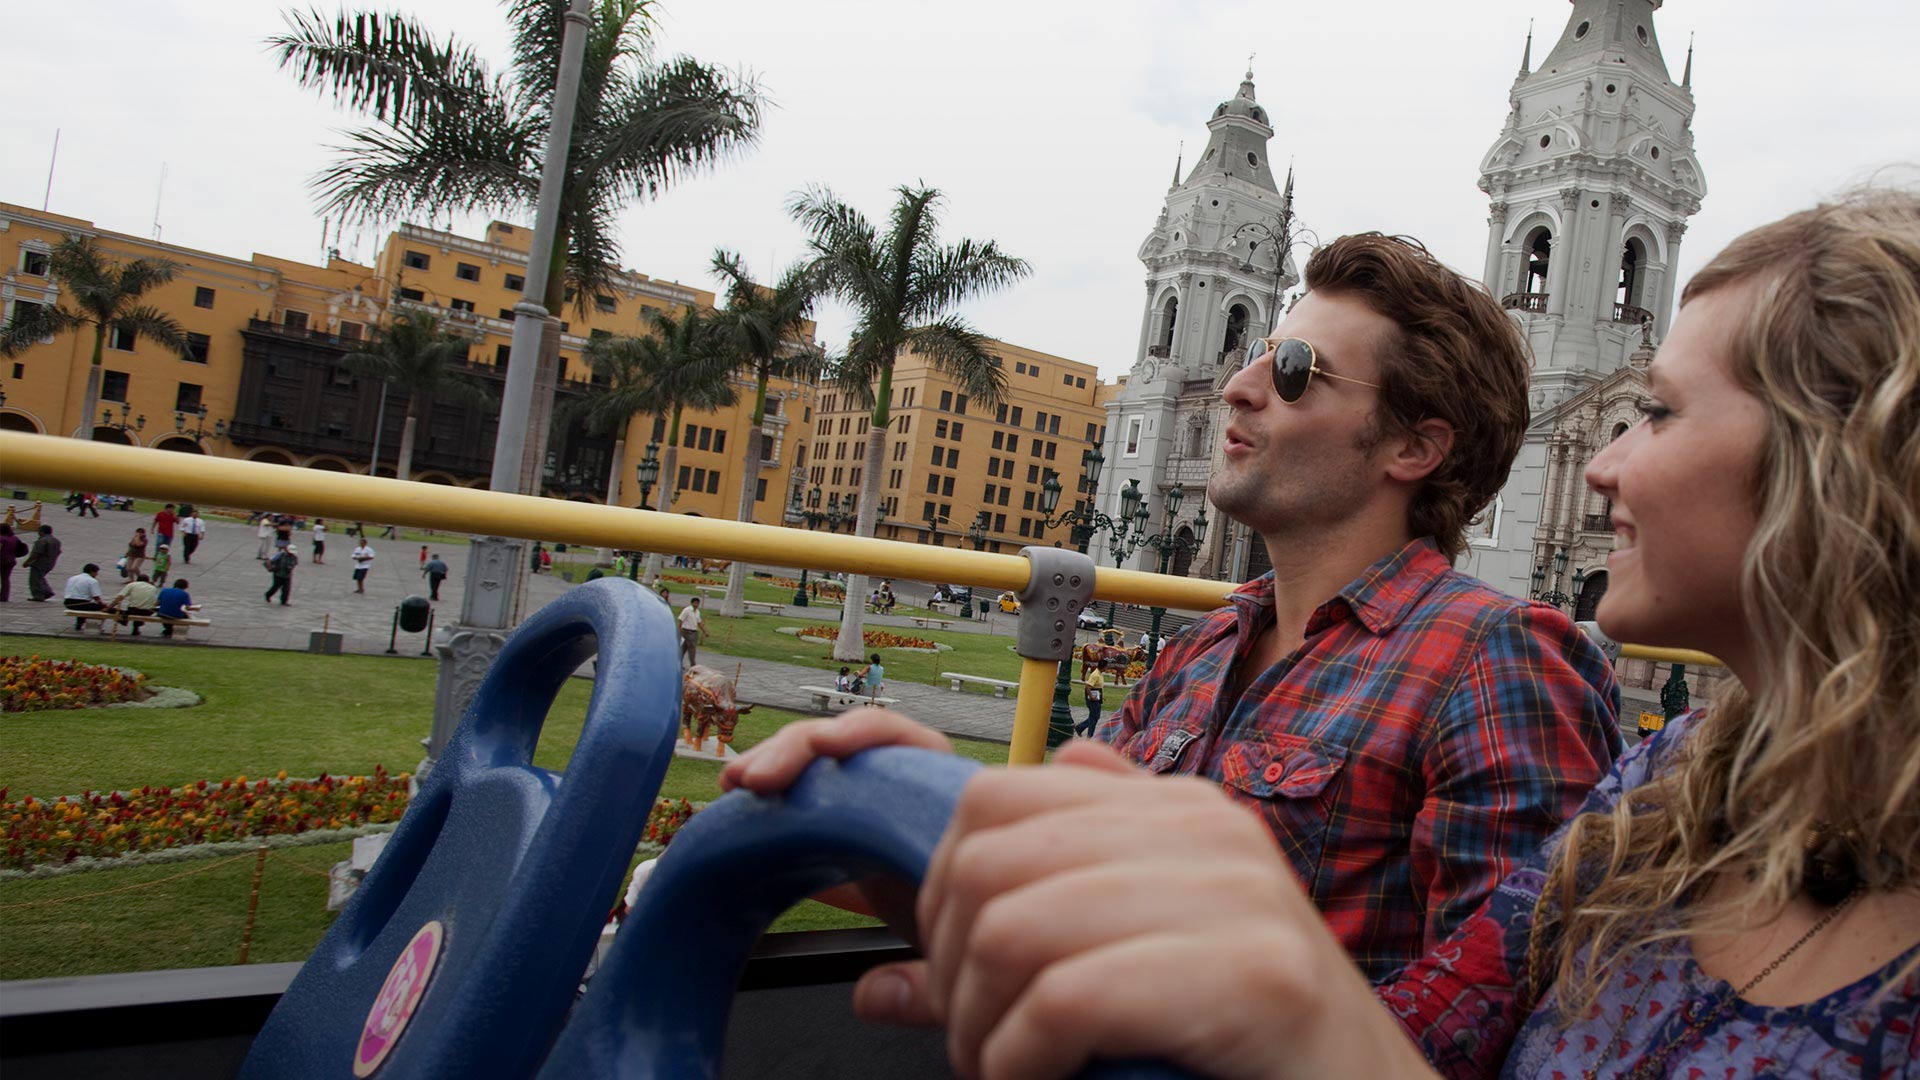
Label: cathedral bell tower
xmin=1102 ymin=70 xmax=1296 ymax=577
xmin=1480 ymin=0 xmax=1707 ymax=412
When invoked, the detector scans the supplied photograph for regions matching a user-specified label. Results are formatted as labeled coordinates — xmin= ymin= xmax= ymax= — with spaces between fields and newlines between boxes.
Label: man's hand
xmin=719 ymin=708 xmax=951 ymax=796
xmin=882 ymin=739 xmax=1434 ymax=1080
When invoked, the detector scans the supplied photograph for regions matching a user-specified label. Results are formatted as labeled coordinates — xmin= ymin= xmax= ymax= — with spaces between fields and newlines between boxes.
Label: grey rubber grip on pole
xmin=1014 ymin=546 xmax=1096 ymax=662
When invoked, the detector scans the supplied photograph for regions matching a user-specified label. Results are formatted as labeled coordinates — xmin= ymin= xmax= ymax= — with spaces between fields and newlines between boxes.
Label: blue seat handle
xmin=542 ymin=746 xmax=1195 ymax=1079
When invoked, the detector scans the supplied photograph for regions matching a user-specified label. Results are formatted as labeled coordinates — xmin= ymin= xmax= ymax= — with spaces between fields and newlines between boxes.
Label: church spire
xmin=1519 ymin=20 xmax=1533 ymax=76
xmin=1171 ymin=140 xmax=1183 ymax=187
xmin=1682 ymin=33 xmax=1694 ymax=88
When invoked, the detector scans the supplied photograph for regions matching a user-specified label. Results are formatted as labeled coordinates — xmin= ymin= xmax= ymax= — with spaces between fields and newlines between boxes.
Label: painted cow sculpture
xmin=680 ymin=665 xmax=753 ymax=751
xmin=1079 ymin=642 xmax=1146 ymax=684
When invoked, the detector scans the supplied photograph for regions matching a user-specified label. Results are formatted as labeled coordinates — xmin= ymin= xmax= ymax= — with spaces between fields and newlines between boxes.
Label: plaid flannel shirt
xmin=1096 ymin=538 xmax=1622 ymax=980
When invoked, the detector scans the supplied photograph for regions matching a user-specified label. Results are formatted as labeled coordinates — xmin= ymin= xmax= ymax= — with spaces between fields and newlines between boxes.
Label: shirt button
xmin=1262 ymin=762 xmax=1284 ymax=784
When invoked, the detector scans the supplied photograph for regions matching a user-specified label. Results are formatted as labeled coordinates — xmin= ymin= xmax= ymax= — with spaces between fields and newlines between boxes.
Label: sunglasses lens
xmin=1273 ymin=339 xmax=1313 ymax=402
xmin=1245 ymin=337 xmax=1267 ymax=369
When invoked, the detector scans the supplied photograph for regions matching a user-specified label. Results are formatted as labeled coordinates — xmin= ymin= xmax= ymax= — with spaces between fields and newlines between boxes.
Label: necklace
xmin=1582 ymin=885 xmax=1861 ymax=1080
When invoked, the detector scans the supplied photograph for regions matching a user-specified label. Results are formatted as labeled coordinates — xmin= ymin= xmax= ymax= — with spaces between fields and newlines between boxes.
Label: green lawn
xmin=0 ymin=636 xmax=1011 ymax=979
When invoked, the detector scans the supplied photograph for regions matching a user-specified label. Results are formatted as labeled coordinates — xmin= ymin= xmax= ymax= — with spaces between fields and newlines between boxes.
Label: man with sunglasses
xmin=1094 ymin=232 xmax=1622 ymax=978
xmin=722 ymin=233 xmax=1621 ymax=988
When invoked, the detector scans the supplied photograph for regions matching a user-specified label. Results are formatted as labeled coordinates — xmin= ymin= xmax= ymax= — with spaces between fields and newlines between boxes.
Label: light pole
xmin=965 ymin=510 xmax=989 ymax=551
xmin=1034 ymin=439 xmax=1152 ymax=746
xmin=1226 ymin=165 xmax=1300 ymax=350
xmin=629 ymin=441 xmax=659 ymax=581
xmin=1530 ymin=546 xmax=1583 ymax=612
xmin=172 ymin=405 xmax=223 ymax=445
xmin=100 ymin=403 xmax=146 ymax=440
xmin=1138 ymin=482 xmax=1209 ymax=668
xmin=792 ymin=485 xmax=831 ymax=605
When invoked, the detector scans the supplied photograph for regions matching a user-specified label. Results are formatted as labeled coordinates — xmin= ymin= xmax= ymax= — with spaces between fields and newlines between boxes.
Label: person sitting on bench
xmin=62 ymin=563 xmax=106 ymax=630
xmin=155 ymin=578 xmax=194 ymax=638
xmin=108 ymin=573 xmax=160 ymax=633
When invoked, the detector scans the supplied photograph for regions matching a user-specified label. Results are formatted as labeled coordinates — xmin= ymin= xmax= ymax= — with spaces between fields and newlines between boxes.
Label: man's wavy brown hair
xmin=1303 ymin=233 xmax=1532 ymax=560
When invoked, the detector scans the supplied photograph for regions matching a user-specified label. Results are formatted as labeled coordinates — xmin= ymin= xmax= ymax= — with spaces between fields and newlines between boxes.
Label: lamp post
xmin=100 ymin=403 xmax=146 ymax=440
xmin=1226 ymin=166 xmax=1300 ymax=353
xmin=171 ymin=405 xmax=223 ymax=445
xmin=1530 ymin=545 xmax=1583 ymax=612
xmin=792 ymin=485 xmax=830 ymax=605
xmin=629 ymin=441 xmax=659 ymax=581
xmin=1138 ymin=482 xmax=1210 ymax=668
xmin=1034 ymin=439 xmax=1153 ymax=746
xmin=966 ymin=510 xmax=989 ymax=551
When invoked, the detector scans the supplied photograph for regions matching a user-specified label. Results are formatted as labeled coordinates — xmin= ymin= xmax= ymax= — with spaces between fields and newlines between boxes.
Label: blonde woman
xmin=723 ymin=191 xmax=1920 ymax=1077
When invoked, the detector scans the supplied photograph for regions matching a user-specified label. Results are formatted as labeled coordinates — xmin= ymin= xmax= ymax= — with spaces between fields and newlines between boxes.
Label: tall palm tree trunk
xmin=643 ymin=408 xmax=683 ymax=585
xmin=599 ymin=435 xmax=625 ymax=561
xmin=395 ymin=398 xmax=421 ymax=483
xmin=834 ymin=422 xmax=888 ymax=662
xmin=76 ymin=328 xmax=107 ymax=440
xmin=720 ymin=423 xmax=762 ymax=617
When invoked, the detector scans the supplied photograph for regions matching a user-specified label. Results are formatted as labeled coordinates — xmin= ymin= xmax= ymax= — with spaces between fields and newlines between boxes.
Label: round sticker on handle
xmin=353 ymin=920 xmax=445 ymax=1077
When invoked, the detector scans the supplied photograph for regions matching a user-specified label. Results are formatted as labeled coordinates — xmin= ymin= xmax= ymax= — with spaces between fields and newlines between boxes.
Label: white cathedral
xmin=1099 ymin=0 xmax=1708 ymax=623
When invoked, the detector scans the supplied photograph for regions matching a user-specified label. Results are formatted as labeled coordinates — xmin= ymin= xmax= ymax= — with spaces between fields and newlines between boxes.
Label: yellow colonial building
xmin=0 ymin=204 xmax=815 ymax=526
xmin=806 ymin=341 xmax=1115 ymax=555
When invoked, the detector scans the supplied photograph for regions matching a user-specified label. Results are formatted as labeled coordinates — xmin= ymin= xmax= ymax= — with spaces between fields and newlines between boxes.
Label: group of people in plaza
xmin=721 ymin=192 xmax=1920 ymax=1077
xmin=835 ymin=654 xmax=888 ymax=696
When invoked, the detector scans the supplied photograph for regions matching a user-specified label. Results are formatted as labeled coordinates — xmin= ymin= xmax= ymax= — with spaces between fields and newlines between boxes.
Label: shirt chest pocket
xmin=1217 ymin=734 xmax=1348 ymax=886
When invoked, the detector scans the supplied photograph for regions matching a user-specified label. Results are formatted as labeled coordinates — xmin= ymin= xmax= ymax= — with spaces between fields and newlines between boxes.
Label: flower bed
xmin=645 ymin=797 xmax=697 ymax=847
xmin=660 ymin=574 xmax=721 ymax=586
xmin=1 ymin=656 xmax=147 ymax=713
xmin=795 ymin=626 xmax=937 ymax=650
xmin=2 ymin=766 xmax=410 ymax=871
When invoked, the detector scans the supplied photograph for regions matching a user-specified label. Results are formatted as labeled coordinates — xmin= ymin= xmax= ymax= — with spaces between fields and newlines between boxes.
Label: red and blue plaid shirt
xmin=1097 ymin=538 xmax=1622 ymax=980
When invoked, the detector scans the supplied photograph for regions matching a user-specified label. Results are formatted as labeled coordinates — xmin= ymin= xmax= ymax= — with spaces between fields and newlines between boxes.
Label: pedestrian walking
xmin=152 ymin=503 xmax=178 ymax=549
xmin=677 ymin=596 xmax=707 ymax=666
xmin=0 ymin=523 xmax=25 ymax=602
xmin=418 ymin=544 xmax=429 ymax=569
xmin=256 ymin=515 xmax=274 ymax=560
xmin=178 ymin=509 xmax=205 ymax=564
xmin=151 ymin=543 xmax=171 ymax=584
xmin=312 ymin=519 xmax=327 ymax=564
xmin=422 ymin=553 xmax=448 ymax=601
xmin=64 ymin=563 xmax=107 ymax=630
xmin=1075 ymin=666 xmax=1105 ymax=738
xmin=23 ymin=525 xmax=61 ymax=601
xmin=264 ymin=547 xmax=297 ymax=605
xmin=80 ymin=493 xmax=99 ymax=517
xmin=351 ymin=540 xmax=376 ymax=594
xmin=273 ymin=515 xmax=294 ymax=554
xmin=530 ymin=542 xmax=545 ymax=574
xmin=123 ymin=527 xmax=149 ymax=580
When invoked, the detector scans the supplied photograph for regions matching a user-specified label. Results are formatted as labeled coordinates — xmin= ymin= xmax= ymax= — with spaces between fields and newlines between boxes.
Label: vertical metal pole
xmin=489 ymin=0 xmax=594 ymax=496
xmin=1046 ymin=521 xmax=1092 ymax=746
xmin=367 ymin=379 xmax=388 ymax=478
xmin=421 ymin=609 xmax=436 ymax=656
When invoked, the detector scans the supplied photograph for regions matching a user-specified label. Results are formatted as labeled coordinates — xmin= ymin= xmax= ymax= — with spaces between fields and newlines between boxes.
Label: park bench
xmin=69 ymin=609 xmax=211 ymax=638
xmin=909 ymin=615 xmax=954 ymax=631
xmin=798 ymin=685 xmax=900 ymax=712
xmin=940 ymin=672 xmax=1019 ymax=697
xmin=697 ymin=585 xmax=726 ymax=598
xmin=741 ymin=600 xmax=785 ymax=615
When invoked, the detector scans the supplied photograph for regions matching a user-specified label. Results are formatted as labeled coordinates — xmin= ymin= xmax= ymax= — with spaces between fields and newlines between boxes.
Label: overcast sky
xmin=4 ymin=0 xmax=1915 ymax=378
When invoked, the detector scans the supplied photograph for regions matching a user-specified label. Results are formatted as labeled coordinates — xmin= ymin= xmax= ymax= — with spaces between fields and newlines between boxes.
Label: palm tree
xmin=269 ymin=0 xmax=761 ymax=487
xmin=0 ymin=237 xmax=194 ymax=440
xmin=582 ymin=309 xmax=735 ymax=581
xmin=341 ymin=310 xmax=494 ymax=481
xmin=708 ymin=251 xmax=826 ymax=617
xmin=787 ymin=184 xmax=1030 ymax=660
xmin=562 ymin=329 xmax=657 ymax=510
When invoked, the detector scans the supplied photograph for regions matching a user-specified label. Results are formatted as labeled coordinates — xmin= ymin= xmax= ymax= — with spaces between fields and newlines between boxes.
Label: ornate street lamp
xmin=171 ymin=405 xmax=222 ymax=445
xmin=1531 ymin=545 xmax=1583 ymax=612
xmin=1033 ymin=439 xmax=1154 ymax=745
xmin=629 ymin=441 xmax=661 ymax=581
xmin=966 ymin=510 xmax=989 ymax=551
xmin=1138 ymin=482 xmax=1211 ymax=667
xmin=100 ymin=403 xmax=146 ymax=439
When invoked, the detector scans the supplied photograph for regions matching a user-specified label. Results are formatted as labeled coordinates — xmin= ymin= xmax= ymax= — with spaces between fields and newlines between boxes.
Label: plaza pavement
xmin=0 ymin=503 xmax=1040 ymax=743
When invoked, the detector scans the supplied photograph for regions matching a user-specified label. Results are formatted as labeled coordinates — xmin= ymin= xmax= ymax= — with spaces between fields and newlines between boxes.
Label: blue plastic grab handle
xmin=241 ymin=578 xmax=684 ymax=1079
xmin=541 ymin=746 xmax=1194 ymax=1080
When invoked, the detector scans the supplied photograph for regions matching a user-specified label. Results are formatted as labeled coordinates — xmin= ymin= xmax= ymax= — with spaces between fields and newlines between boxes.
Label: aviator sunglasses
xmin=1244 ymin=336 xmax=1381 ymax=403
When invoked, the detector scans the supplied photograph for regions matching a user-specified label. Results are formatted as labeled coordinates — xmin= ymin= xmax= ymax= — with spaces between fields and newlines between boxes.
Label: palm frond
xmin=114 ymin=306 xmax=192 ymax=358
xmin=907 ymin=317 xmax=1007 ymax=406
xmin=313 ymin=101 xmax=536 ymax=225
xmin=269 ymin=7 xmax=496 ymax=128
xmin=0 ymin=304 xmax=84 ymax=358
xmin=585 ymin=57 xmax=763 ymax=202
xmin=911 ymin=238 xmax=1031 ymax=318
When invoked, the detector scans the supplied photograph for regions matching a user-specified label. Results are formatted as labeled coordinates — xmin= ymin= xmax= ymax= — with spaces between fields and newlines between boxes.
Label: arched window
xmin=1617 ymin=239 xmax=1645 ymax=311
xmin=1522 ymin=227 xmax=1552 ymax=295
xmin=1222 ymin=303 xmax=1249 ymax=360
xmin=1160 ymin=296 xmax=1178 ymax=351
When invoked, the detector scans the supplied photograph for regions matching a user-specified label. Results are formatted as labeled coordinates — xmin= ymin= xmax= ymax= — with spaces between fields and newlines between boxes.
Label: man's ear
xmin=1383 ymin=418 xmax=1455 ymax=485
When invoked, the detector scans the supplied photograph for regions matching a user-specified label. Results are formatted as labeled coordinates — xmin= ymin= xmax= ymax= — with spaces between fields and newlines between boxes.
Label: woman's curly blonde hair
xmin=1529 ymin=188 xmax=1920 ymax=1015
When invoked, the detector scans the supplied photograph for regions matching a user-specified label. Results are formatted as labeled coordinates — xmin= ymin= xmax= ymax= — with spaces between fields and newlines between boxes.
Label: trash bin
xmin=399 ymin=595 xmax=433 ymax=633
xmin=978 ymin=599 xmax=991 ymax=618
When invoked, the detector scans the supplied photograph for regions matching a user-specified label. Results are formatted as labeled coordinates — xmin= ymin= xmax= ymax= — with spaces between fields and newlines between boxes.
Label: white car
xmin=1076 ymin=608 xmax=1109 ymax=630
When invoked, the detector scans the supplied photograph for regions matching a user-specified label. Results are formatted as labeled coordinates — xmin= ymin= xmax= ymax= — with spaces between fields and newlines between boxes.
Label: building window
xmin=1075 ymin=376 xmax=1086 ymax=389
xmin=504 ymin=272 xmax=525 ymax=291
xmin=403 ymin=251 xmax=431 ymax=270
xmin=6 ymin=300 xmax=46 ymax=335
xmin=284 ymin=311 xmax=310 ymax=331
xmin=713 ymin=430 xmax=726 ymax=454
xmin=706 ymin=471 xmax=720 ymax=494
xmin=449 ymin=298 xmax=475 ymax=313
xmin=1086 ymin=421 xmax=1098 ymax=443
xmin=1045 ymin=441 xmax=1057 ymax=460
xmin=1027 ymin=464 xmax=1040 ymax=483
xmin=987 ymin=458 xmax=1000 ymax=478
xmin=942 ymin=475 xmax=954 ymax=496
xmin=994 ymin=513 xmax=1006 ymax=532
xmin=939 ymin=390 xmax=953 ymax=411
xmin=1124 ymin=416 xmax=1143 ymax=456
xmin=1023 ymin=490 xmax=1035 ymax=510
xmin=1049 ymin=415 xmax=1060 ymax=435
xmin=9 ymin=363 xmax=21 ymax=378
xmin=102 ymin=370 xmax=130 ymax=402
xmin=174 ymin=382 xmax=203 ymax=412
xmin=996 ymin=403 xmax=1008 ymax=423
xmin=193 ymin=286 xmax=215 ymax=309
xmin=1019 ymin=518 xmax=1031 ymax=537
xmin=926 ymin=473 xmax=940 ymax=494
xmin=20 ymin=249 xmax=50 ymax=277
xmin=755 ymin=478 xmax=768 ymax=502
xmin=451 ymin=262 xmax=481 ymax=283
xmin=184 ymin=332 xmax=210 ymax=364
xmin=109 ymin=325 xmax=137 ymax=351
xmin=677 ymin=465 xmax=691 ymax=490
xmin=1015 ymin=361 xmax=1027 ymax=375
xmin=338 ymin=321 xmax=364 ymax=342
xmin=997 ymin=487 xmax=1010 ymax=506
xmin=951 ymin=421 xmax=963 ymax=439
xmin=1010 ymin=407 xmax=1023 ymax=427
xmin=935 ymin=419 xmax=948 ymax=439
xmin=399 ymin=287 xmax=425 ymax=302
xmin=1034 ymin=410 xmax=1046 ymax=432
xmin=696 ymin=426 xmax=712 ymax=451
xmin=595 ymin=295 xmax=617 ymax=313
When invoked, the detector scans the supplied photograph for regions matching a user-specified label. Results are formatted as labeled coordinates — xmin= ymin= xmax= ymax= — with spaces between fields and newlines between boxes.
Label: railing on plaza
xmin=0 ymin=430 xmax=1722 ymax=758
xmin=1501 ymin=291 xmax=1550 ymax=313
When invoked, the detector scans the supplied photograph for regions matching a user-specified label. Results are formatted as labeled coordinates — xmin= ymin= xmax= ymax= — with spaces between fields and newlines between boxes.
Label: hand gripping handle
xmin=541 ymin=747 xmax=1195 ymax=1080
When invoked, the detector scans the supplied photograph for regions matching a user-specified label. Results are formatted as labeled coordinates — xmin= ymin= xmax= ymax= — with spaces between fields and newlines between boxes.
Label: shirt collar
xmin=1227 ymin=537 xmax=1451 ymax=638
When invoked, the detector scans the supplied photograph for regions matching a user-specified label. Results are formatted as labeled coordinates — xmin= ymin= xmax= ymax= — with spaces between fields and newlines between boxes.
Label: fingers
xmin=719 ymin=709 xmax=950 ymax=795
xmin=851 ymin=960 xmax=941 ymax=1027
xmin=1049 ymin=738 xmax=1137 ymax=773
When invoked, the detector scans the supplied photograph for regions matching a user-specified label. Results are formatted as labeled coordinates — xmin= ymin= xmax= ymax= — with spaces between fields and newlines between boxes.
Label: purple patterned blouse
xmin=1379 ymin=711 xmax=1920 ymax=1079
